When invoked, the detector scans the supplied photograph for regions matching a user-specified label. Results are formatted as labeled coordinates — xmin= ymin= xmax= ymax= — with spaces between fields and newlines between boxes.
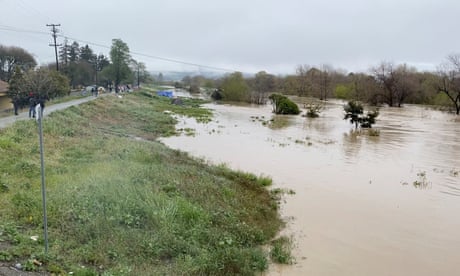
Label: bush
xmin=269 ymin=94 xmax=300 ymax=115
xmin=344 ymin=101 xmax=379 ymax=128
xmin=303 ymin=102 xmax=324 ymax=118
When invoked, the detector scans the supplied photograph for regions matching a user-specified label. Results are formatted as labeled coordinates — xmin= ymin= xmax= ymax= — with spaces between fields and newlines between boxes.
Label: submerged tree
xmin=269 ymin=93 xmax=300 ymax=115
xmin=303 ymin=101 xmax=324 ymax=118
xmin=437 ymin=54 xmax=460 ymax=114
xmin=344 ymin=101 xmax=379 ymax=128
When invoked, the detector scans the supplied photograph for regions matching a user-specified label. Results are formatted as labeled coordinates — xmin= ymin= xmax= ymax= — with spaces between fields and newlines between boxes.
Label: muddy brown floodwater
xmin=160 ymin=99 xmax=460 ymax=276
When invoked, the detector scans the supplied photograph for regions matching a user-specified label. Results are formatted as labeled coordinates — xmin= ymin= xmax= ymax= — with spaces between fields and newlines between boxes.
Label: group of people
xmin=27 ymin=94 xmax=47 ymax=119
xmin=11 ymin=93 xmax=47 ymax=118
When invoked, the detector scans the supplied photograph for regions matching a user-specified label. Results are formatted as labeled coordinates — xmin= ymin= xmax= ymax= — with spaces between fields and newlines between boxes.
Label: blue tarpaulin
xmin=157 ymin=90 xmax=174 ymax=98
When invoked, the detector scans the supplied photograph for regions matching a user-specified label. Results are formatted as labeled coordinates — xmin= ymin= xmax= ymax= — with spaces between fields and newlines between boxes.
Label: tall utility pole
xmin=47 ymin=24 xmax=61 ymax=71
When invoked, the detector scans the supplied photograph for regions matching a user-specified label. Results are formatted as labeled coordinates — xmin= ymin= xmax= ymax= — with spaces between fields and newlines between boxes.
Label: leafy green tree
xmin=59 ymin=38 xmax=70 ymax=66
xmin=106 ymin=39 xmax=132 ymax=92
xmin=80 ymin=44 xmax=95 ymax=63
xmin=69 ymin=41 xmax=80 ymax=63
xmin=94 ymin=54 xmax=110 ymax=86
xmin=269 ymin=93 xmax=300 ymax=115
xmin=220 ymin=72 xmax=249 ymax=102
xmin=47 ymin=70 xmax=71 ymax=98
xmin=334 ymin=84 xmax=354 ymax=99
xmin=6 ymin=67 xmax=25 ymax=99
xmin=6 ymin=67 xmax=33 ymax=110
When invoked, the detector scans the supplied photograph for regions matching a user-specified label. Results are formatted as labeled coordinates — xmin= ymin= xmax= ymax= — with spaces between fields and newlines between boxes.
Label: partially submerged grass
xmin=0 ymin=91 xmax=284 ymax=275
xmin=270 ymin=236 xmax=295 ymax=264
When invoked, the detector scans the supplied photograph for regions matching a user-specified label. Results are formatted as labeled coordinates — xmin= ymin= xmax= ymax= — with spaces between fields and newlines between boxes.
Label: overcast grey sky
xmin=1 ymin=0 xmax=459 ymax=75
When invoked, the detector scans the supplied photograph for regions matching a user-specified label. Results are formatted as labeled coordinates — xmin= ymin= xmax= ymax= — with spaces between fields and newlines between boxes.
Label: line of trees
xmin=201 ymin=56 xmax=460 ymax=115
xmin=58 ymin=39 xmax=152 ymax=90
xmin=1 ymin=39 xmax=153 ymax=109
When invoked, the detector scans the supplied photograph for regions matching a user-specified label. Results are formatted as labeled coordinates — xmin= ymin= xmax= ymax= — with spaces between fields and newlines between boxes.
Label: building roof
xmin=0 ymin=80 xmax=8 ymax=93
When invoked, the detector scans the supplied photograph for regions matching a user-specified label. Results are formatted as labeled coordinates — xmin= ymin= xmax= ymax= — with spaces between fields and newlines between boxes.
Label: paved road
xmin=0 ymin=95 xmax=103 ymax=129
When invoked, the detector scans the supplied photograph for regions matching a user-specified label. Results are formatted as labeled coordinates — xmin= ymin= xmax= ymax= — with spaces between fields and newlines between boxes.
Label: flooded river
xmin=160 ymin=99 xmax=460 ymax=276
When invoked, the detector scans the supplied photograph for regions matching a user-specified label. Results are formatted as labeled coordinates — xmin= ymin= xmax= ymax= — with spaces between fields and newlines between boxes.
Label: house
xmin=0 ymin=80 xmax=11 ymax=111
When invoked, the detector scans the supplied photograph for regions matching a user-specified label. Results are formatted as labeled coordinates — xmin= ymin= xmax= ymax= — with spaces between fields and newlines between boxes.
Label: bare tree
xmin=437 ymin=54 xmax=460 ymax=114
xmin=250 ymin=71 xmax=276 ymax=104
xmin=0 ymin=45 xmax=37 ymax=82
xmin=317 ymin=64 xmax=333 ymax=101
xmin=372 ymin=62 xmax=398 ymax=106
xmin=295 ymin=64 xmax=312 ymax=96
xmin=393 ymin=64 xmax=417 ymax=107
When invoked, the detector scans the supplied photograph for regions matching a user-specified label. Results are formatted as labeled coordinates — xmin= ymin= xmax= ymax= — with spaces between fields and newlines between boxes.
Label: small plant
xmin=0 ymin=182 xmax=9 ymax=193
xmin=270 ymin=236 xmax=294 ymax=264
xmin=23 ymin=259 xmax=39 ymax=271
xmin=303 ymin=101 xmax=324 ymax=118
xmin=367 ymin=128 xmax=380 ymax=136
xmin=413 ymin=171 xmax=431 ymax=189
xmin=257 ymin=175 xmax=273 ymax=187
xmin=0 ymin=251 xmax=12 ymax=261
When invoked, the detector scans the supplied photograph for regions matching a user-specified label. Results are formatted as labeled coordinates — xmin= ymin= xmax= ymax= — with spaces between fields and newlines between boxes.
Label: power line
xmin=0 ymin=24 xmax=49 ymax=35
xmin=61 ymin=35 xmax=238 ymax=73
xmin=130 ymin=50 xmax=235 ymax=73
xmin=1 ymin=25 xmax=242 ymax=73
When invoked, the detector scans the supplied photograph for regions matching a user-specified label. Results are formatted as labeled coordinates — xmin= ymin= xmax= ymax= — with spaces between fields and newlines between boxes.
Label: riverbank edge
xmin=0 ymin=90 xmax=288 ymax=275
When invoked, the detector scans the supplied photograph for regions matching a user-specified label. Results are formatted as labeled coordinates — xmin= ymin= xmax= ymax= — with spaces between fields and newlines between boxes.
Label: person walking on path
xmin=12 ymin=96 xmax=19 ymax=115
xmin=0 ymin=92 xmax=109 ymax=129
xmin=37 ymin=96 xmax=47 ymax=118
xmin=28 ymin=96 xmax=36 ymax=118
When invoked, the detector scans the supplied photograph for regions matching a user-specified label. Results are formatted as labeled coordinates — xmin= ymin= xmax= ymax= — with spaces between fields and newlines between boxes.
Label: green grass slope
xmin=0 ymin=92 xmax=284 ymax=275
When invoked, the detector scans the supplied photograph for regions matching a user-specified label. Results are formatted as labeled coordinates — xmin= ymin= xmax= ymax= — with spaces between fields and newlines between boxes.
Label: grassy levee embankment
xmin=0 ymin=91 xmax=285 ymax=275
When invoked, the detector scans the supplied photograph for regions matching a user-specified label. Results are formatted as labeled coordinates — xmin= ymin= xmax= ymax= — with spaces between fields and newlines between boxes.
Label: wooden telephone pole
xmin=47 ymin=24 xmax=61 ymax=71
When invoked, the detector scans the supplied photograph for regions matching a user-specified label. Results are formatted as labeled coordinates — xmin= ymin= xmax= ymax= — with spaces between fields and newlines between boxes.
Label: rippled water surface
xmin=161 ymin=99 xmax=460 ymax=276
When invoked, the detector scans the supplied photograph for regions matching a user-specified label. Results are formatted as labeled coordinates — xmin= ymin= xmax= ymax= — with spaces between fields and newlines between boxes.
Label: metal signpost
xmin=36 ymin=104 xmax=49 ymax=254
